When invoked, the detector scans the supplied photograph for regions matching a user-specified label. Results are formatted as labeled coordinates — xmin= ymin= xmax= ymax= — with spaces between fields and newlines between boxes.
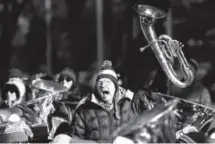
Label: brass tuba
xmin=134 ymin=5 xmax=194 ymax=88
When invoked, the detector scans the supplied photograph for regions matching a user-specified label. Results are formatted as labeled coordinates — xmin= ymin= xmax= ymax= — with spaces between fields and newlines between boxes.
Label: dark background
xmin=0 ymin=0 xmax=215 ymax=102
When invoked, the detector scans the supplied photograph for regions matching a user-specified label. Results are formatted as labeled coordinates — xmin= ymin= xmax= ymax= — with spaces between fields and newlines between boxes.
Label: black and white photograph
xmin=0 ymin=0 xmax=215 ymax=143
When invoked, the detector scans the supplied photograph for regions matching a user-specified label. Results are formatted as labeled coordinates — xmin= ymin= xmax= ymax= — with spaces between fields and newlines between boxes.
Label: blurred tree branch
xmin=0 ymin=0 xmax=29 ymax=85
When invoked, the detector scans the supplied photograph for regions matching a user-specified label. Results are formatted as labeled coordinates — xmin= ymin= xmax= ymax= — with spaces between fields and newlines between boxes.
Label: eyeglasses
xmin=58 ymin=75 xmax=73 ymax=83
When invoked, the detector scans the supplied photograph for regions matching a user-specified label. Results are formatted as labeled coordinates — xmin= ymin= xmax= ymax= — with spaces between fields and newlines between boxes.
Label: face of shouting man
xmin=96 ymin=78 xmax=116 ymax=104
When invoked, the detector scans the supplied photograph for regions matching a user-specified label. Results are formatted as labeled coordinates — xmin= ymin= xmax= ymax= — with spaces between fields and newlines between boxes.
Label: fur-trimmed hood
xmin=2 ymin=78 xmax=26 ymax=104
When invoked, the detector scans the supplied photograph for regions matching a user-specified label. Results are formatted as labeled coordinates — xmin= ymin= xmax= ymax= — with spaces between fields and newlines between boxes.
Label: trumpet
xmin=134 ymin=5 xmax=194 ymax=88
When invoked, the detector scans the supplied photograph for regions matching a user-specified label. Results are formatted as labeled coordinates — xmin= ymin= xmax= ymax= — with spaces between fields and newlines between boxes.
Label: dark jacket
xmin=64 ymin=85 xmax=82 ymax=103
xmin=67 ymin=87 xmax=151 ymax=143
xmin=51 ymin=84 xmax=91 ymax=121
xmin=50 ymin=85 xmax=92 ymax=138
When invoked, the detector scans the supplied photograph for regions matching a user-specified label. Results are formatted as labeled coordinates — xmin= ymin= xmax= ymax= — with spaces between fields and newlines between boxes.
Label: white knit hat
xmin=96 ymin=60 xmax=118 ymax=88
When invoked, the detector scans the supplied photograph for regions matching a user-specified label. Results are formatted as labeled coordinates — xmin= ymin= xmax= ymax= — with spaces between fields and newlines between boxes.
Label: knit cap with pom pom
xmin=96 ymin=60 xmax=118 ymax=89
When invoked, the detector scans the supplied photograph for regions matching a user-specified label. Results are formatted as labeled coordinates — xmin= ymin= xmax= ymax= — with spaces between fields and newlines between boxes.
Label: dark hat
xmin=59 ymin=68 xmax=76 ymax=83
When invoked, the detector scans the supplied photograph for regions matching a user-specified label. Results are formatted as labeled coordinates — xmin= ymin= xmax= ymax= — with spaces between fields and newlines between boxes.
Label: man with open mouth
xmin=52 ymin=60 xmax=152 ymax=143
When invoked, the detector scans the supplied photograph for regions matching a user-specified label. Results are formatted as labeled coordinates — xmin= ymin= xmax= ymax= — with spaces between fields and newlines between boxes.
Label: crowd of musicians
xmin=0 ymin=59 xmax=213 ymax=143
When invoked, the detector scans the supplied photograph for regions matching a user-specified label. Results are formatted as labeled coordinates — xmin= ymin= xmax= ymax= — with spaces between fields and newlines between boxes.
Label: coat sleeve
xmin=67 ymin=110 xmax=99 ymax=143
xmin=132 ymin=90 xmax=153 ymax=114
xmin=68 ymin=109 xmax=86 ymax=139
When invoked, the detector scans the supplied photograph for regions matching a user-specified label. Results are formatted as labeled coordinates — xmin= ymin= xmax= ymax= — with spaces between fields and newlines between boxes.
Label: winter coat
xmin=66 ymin=87 xmax=151 ymax=143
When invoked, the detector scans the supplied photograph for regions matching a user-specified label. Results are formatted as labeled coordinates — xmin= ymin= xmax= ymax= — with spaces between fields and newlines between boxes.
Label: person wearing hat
xmin=1 ymin=77 xmax=27 ymax=108
xmin=0 ymin=68 xmax=32 ymax=108
xmin=54 ymin=68 xmax=83 ymax=101
xmin=55 ymin=68 xmax=76 ymax=89
xmin=52 ymin=60 xmax=153 ymax=143
xmin=49 ymin=68 xmax=82 ymax=139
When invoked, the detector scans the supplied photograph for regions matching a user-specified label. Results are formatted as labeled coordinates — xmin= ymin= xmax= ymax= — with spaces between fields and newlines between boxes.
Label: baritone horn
xmin=134 ymin=5 xmax=194 ymax=88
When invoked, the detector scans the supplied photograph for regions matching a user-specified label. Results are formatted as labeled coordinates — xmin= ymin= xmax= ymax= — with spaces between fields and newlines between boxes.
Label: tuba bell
xmin=134 ymin=5 xmax=194 ymax=88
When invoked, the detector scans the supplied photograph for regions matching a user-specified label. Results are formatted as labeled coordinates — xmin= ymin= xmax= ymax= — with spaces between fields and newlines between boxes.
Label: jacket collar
xmin=91 ymin=94 xmax=113 ymax=111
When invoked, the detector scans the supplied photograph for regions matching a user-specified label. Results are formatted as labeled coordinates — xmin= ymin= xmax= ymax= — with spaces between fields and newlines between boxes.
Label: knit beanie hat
xmin=96 ymin=60 xmax=118 ymax=90
xmin=59 ymin=68 xmax=76 ymax=83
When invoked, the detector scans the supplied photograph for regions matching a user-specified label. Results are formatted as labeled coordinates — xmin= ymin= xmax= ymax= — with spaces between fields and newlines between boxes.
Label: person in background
xmin=1 ymin=69 xmax=28 ymax=108
xmin=55 ymin=68 xmax=76 ymax=90
xmin=54 ymin=68 xmax=82 ymax=102
xmin=49 ymin=68 xmax=81 ymax=139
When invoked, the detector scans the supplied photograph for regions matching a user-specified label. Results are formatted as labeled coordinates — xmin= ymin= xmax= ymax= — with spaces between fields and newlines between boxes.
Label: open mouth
xmin=102 ymin=90 xmax=110 ymax=95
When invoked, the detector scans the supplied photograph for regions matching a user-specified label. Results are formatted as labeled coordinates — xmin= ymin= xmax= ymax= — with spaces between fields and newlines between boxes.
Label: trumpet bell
xmin=133 ymin=4 xmax=166 ymax=20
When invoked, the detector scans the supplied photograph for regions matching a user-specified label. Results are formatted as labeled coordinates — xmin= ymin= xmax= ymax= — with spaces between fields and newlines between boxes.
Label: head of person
xmin=95 ymin=60 xmax=118 ymax=104
xmin=2 ymin=78 xmax=26 ymax=108
xmin=56 ymin=68 xmax=76 ymax=90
